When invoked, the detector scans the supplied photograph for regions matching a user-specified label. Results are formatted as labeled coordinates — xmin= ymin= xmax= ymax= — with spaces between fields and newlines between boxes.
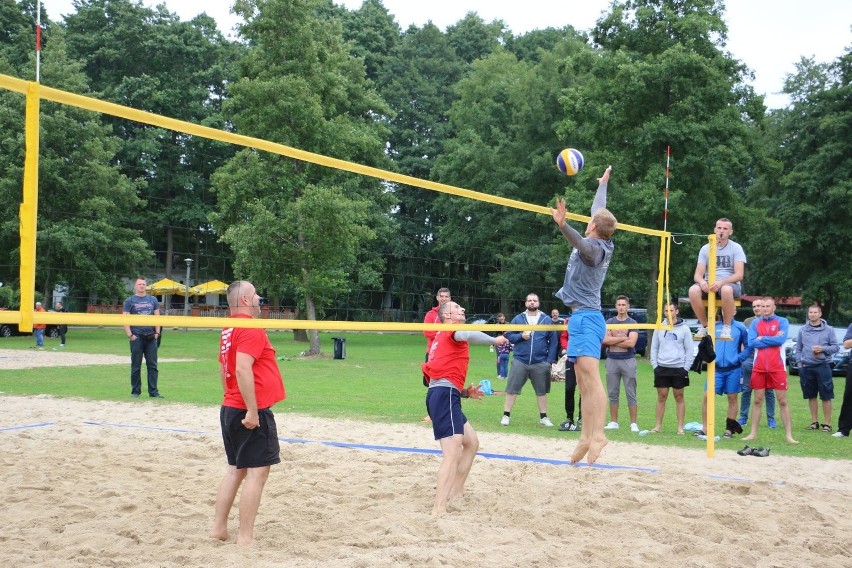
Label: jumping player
xmin=552 ymin=165 xmax=617 ymax=465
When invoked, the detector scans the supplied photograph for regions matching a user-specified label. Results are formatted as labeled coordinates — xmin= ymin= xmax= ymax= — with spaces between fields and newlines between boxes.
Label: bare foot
xmin=787 ymin=437 xmax=799 ymax=444
xmin=209 ymin=528 xmax=229 ymax=541
xmin=235 ymin=536 xmax=255 ymax=547
xmin=431 ymin=508 xmax=447 ymax=517
xmin=569 ymin=434 xmax=608 ymax=465
xmin=742 ymin=434 xmax=756 ymax=441
xmin=676 ymin=430 xmax=685 ymax=435
xmin=650 ymin=427 xmax=661 ymax=433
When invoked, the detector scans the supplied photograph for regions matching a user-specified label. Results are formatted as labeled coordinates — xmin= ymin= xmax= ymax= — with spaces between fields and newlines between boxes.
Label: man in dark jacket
xmin=500 ymin=293 xmax=558 ymax=427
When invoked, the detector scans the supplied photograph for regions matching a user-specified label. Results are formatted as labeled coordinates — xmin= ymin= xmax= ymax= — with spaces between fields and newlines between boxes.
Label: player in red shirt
xmin=211 ymin=281 xmax=286 ymax=545
xmin=422 ymin=301 xmax=509 ymax=515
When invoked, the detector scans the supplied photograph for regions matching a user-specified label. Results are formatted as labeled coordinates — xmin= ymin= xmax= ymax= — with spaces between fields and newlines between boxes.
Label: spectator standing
xmin=649 ymin=302 xmax=694 ymax=434
xmin=688 ymin=218 xmax=746 ymax=340
xmin=423 ymin=288 xmax=451 ymax=355
xmin=700 ymin=312 xmax=748 ymax=438
xmin=501 ymin=293 xmax=558 ymax=427
xmin=558 ymin=319 xmax=582 ymax=432
xmin=494 ymin=313 xmax=512 ymax=380
xmin=122 ymin=277 xmax=162 ymax=398
xmin=739 ymin=299 xmax=777 ymax=427
xmin=741 ymin=297 xmax=798 ymax=444
xmin=796 ymin=305 xmax=839 ymax=432
xmin=33 ymin=302 xmax=46 ymax=349
xmin=603 ymin=295 xmax=640 ymax=432
xmin=210 ymin=280 xmax=286 ymax=545
xmin=832 ymin=323 xmax=852 ymax=438
xmin=54 ymin=301 xmax=68 ymax=348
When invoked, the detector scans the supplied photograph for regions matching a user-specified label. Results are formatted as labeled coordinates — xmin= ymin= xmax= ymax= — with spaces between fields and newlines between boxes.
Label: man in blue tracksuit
xmin=501 ymin=293 xmax=558 ymax=427
xmin=796 ymin=305 xmax=839 ymax=432
xmin=700 ymin=313 xmax=748 ymax=438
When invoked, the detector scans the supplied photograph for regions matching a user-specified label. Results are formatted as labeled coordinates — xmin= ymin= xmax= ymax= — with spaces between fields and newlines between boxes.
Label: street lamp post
xmin=183 ymin=258 xmax=193 ymax=328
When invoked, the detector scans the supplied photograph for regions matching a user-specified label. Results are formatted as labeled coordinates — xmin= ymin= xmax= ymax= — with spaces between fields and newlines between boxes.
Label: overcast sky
xmin=37 ymin=0 xmax=852 ymax=109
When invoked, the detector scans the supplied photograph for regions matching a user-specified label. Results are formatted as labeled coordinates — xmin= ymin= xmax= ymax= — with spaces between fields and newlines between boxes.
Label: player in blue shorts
xmin=552 ymin=166 xmax=616 ymax=465
xmin=699 ymin=313 xmax=748 ymax=439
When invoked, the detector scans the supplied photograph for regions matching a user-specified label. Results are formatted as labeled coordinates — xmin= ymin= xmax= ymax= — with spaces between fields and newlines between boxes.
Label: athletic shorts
xmin=220 ymin=405 xmax=281 ymax=469
xmin=426 ymin=386 xmax=467 ymax=441
xmin=799 ymin=364 xmax=834 ymax=400
xmin=506 ymin=360 xmax=551 ymax=396
xmin=750 ymin=369 xmax=787 ymax=391
xmin=700 ymin=284 xmax=742 ymax=299
xmin=714 ymin=368 xmax=742 ymax=395
xmin=653 ymin=366 xmax=690 ymax=390
xmin=567 ymin=310 xmax=606 ymax=360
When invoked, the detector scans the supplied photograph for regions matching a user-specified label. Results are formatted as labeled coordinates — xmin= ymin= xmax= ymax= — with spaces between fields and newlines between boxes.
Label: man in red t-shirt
xmin=211 ymin=281 xmax=286 ymax=546
xmin=422 ymin=301 xmax=509 ymax=515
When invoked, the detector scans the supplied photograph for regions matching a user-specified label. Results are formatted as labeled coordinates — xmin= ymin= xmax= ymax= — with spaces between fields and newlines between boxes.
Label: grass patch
xmin=0 ymin=328 xmax=849 ymax=460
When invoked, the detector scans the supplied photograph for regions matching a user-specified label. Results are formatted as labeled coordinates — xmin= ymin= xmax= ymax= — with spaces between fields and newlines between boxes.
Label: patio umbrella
xmin=190 ymin=279 xmax=229 ymax=296
xmin=146 ymin=278 xmax=185 ymax=295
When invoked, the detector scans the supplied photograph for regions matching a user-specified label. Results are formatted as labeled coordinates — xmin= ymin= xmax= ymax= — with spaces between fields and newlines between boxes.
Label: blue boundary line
xmin=82 ymin=420 xmax=208 ymax=435
xmin=0 ymin=421 xmax=54 ymax=432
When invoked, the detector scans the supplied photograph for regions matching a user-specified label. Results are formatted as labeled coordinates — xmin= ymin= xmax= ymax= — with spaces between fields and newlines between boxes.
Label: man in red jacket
xmin=742 ymin=297 xmax=798 ymax=445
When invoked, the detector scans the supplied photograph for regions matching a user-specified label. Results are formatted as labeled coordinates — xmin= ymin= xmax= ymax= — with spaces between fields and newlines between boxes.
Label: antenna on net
xmin=663 ymin=146 xmax=682 ymax=245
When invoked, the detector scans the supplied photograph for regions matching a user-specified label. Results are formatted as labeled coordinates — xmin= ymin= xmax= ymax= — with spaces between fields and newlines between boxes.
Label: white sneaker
xmin=719 ymin=325 xmax=732 ymax=340
xmin=501 ymin=415 xmax=510 ymax=426
xmin=540 ymin=417 xmax=554 ymax=427
xmin=693 ymin=327 xmax=707 ymax=339
xmin=604 ymin=421 xmax=619 ymax=430
xmin=832 ymin=431 xmax=847 ymax=438
xmin=630 ymin=423 xmax=640 ymax=433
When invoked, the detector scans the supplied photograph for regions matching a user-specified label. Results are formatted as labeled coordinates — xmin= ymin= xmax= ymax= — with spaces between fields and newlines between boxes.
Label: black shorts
xmin=653 ymin=366 xmax=690 ymax=389
xmin=220 ymin=406 xmax=281 ymax=469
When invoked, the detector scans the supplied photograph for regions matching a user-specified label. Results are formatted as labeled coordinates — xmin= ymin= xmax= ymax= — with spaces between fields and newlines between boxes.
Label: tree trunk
xmin=304 ymin=295 xmax=321 ymax=355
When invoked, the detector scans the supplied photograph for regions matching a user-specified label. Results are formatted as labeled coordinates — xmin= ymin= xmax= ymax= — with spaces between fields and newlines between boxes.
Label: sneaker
xmin=501 ymin=415 xmax=510 ymax=426
xmin=693 ymin=327 xmax=707 ymax=339
xmin=767 ymin=418 xmax=778 ymax=429
xmin=737 ymin=417 xmax=747 ymax=427
xmin=630 ymin=423 xmax=640 ymax=433
xmin=604 ymin=421 xmax=619 ymax=430
xmin=719 ymin=325 xmax=732 ymax=340
xmin=540 ymin=417 xmax=554 ymax=427
xmin=59 ymin=344 xmax=65 ymax=348
xmin=131 ymin=393 xmax=140 ymax=398
xmin=831 ymin=431 xmax=847 ymax=438
xmin=558 ymin=420 xmax=578 ymax=431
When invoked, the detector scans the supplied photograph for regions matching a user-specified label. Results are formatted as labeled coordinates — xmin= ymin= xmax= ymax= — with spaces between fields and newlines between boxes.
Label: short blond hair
xmin=593 ymin=208 xmax=617 ymax=239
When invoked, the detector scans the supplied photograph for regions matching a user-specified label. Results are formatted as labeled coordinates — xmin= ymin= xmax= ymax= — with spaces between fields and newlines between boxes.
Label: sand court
xmin=1 ymin=394 xmax=851 ymax=567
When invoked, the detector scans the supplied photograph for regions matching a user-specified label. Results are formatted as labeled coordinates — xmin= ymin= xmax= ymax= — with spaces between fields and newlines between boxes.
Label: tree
xmin=749 ymin=51 xmax=852 ymax=319
xmin=64 ymin=0 xmax=241 ymax=281
xmin=212 ymin=0 xmax=392 ymax=355
xmin=561 ymin=0 xmax=765 ymax=313
xmin=0 ymin=4 xmax=149 ymax=304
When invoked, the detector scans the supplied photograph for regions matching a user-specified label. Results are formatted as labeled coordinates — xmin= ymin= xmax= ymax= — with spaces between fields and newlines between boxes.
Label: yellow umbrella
xmin=146 ymin=278 xmax=185 ymax=295
xmin=190 ymin=279 xmax=229 ymax=296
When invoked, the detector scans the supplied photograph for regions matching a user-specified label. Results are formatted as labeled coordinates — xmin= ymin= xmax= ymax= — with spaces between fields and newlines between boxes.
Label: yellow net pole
xmin=18 ymin=82 xmax=40 ymax=333
xmin=706 ymin=234 xmax=718 ymax=457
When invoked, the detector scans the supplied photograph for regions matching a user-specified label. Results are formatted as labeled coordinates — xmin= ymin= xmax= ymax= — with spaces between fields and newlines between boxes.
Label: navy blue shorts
xmin=426 ymin=386 xmax=467 ymax=441
xmin=220 ymin=406 xmax=281 ymax=469
xmin=799 ymin=364 xmax=834 ymax=400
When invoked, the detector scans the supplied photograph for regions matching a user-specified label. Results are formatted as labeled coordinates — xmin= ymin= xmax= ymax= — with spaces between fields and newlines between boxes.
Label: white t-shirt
xmin=697 ymin=240 xmax=746 ymax=282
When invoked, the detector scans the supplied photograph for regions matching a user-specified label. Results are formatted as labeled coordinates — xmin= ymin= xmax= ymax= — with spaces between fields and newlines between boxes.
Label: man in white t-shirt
xmin=688 ymin=218 xmax=746 ymax=340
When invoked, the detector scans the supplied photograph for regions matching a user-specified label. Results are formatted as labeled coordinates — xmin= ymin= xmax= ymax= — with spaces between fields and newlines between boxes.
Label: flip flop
xmin=806 ymin=421 xmax=820 ymax=430
xmin=737 ymin=445 xmax=754 ymax=456
xmin=751 ymin=447 xmax=771 ymax=457
xmin=821 ymin=424 xmax=833 ymax=433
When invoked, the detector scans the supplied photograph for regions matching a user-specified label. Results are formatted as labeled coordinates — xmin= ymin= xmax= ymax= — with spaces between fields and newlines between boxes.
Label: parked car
xmin=600 ymin=307 xmax=648 ymax=358
xmin=0 ymin=323 xmax=60 ymax=338
xmin=785 ymin=327 xmax=850 ymax=377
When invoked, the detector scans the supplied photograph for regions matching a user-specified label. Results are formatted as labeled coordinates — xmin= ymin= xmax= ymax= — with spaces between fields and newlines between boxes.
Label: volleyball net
xmin=0 ymin=72 xmax=673 ymax=335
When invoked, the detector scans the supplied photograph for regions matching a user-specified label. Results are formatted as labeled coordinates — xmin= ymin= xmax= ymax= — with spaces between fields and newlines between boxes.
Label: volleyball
xmin=556 ymin=148 xmax=584 ymax=176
